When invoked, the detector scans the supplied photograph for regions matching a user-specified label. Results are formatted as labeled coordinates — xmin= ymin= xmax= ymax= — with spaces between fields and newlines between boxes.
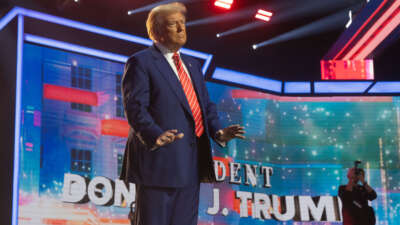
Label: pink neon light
xmin=352 ymin=6 xmax=400 ymax=59
xmin=345 ymin=1 xmax=400 ymax=59
xmin=255 ymin=14 xmax=271 ymax=22
xmin=230 ymin=89 xmax=393 ymax=102
xmin=33 ymin=110 xmax=41 ymax=127
xmin=333 ymin=0 xmax=388 ymax=60
xmin=257 ymin=9 xmax=273 ymax=17
xmin=25 ymin=142 xmax=33 ymax=148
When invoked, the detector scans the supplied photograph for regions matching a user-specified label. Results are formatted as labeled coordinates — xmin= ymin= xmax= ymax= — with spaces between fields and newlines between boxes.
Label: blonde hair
xmin=146 ymin=2 xmax=187 ymax=41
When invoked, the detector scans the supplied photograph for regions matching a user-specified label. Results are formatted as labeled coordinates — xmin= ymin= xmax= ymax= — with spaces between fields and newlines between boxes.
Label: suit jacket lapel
xmin=149 ymin=46 xmax=193 ymax=116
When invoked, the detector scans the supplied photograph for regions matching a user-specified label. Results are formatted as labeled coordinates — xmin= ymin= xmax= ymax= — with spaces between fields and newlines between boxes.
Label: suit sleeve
xmin=122 ymin=56 xmax=164 ymax=147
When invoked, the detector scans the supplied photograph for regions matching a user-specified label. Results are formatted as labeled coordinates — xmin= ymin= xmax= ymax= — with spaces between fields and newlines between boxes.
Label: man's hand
xmin=217 ymin=124 xmax=245 ymax=142
xmin=155 ymin=129 xmax=184 ymax=147
xmin=358 ymin=173 xmax=374 ymax=192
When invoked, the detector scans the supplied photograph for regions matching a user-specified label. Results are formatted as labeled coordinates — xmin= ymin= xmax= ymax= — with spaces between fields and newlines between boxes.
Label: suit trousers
xmin=131 ymin=135 xmax=208 ymax=225
xmin=132 ymin=184 xmax=200 ymax=225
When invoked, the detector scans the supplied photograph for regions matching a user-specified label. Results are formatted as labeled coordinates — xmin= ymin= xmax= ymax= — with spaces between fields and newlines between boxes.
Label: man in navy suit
xmin=120 ymin=2 xmax=245 ymax=225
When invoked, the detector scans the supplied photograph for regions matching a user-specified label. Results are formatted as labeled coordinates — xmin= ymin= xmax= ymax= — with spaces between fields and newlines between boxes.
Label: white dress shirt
xmin=155 ymin=42 xmax=192 ymax=82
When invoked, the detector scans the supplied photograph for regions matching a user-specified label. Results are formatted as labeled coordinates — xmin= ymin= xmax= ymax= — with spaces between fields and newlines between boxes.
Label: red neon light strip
xmin=345 ymin=1 xmax=400 ymax=59
xmin=101 ymin=119 xmax=130 ymax=138
xmin=219 ymin=0 xmax=233 ymax=3
xmin=333 ymin=0 xmax=388 ymax=59
xmin=215 ymin=1 xmax=231 ymax=9
xmin=255 ymin=14 xmax=271 ymax=22
xmin=43 ymin=84 xmax=98 ymax=106
xmin=351 ymin=6 xmax=400 ymax=59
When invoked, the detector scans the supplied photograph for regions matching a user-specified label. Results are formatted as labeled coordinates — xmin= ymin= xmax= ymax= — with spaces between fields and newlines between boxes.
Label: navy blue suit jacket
xmin=119 ymin=45 xmax=222 ymax=187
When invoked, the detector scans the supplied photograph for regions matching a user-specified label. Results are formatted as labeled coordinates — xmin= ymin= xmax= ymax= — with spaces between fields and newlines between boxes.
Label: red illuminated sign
xmin=321 ymin=59 xmax=374 ymax=80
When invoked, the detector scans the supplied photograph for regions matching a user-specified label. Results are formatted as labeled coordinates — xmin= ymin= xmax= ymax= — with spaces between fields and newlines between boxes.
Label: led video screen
xmin=17 ymin=43 xmax=399 ymax=225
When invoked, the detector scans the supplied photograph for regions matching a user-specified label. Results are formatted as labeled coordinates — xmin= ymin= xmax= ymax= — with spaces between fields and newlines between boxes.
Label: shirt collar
xmin=155 ymin=42 xmax=180 ymax=58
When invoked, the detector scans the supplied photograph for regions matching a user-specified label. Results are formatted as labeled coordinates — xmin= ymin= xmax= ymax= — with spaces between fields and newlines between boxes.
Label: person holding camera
xmin=338 ymin=164 xmax=377 ymax=225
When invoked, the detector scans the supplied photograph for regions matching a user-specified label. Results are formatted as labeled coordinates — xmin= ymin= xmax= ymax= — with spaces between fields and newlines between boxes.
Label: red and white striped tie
xmin=172 ymin=52 xmax=204 ymax=137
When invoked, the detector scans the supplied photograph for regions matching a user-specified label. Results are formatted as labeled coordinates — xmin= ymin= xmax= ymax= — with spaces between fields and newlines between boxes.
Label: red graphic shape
xmin=321 ymin=59 xmax=374 ymax=80
xmin=101 ymin=119 xmax=129 ymax=138
xmin=43 ymin=84 xmax=98 ymax=106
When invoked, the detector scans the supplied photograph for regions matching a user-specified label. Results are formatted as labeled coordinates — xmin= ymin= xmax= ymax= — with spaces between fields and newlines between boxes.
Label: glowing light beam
xmin=216 ymin=21 xmax=265 ymax=38
xmin=187 ymin=1 xmax=287 ymax=27
xmin=208 ymin=0 xmax=359 ymax=39
xmin=266 ymin=0 xmax=356 ymax=26
xmin=253 ymin=9 xmax=351 ymax=50
xmin=187 ymin=8 xmax=253 ymax=27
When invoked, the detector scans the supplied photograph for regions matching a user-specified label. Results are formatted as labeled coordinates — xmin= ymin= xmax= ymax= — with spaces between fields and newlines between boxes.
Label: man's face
xmin=349 ymin=171 xmax=358 ymax=183
xmin=159 ymin=12 xmax=187 ymax=51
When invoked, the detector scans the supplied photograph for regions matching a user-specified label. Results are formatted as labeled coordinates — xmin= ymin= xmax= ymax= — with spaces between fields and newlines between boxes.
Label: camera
xmin=354 ymin=160 xmax=362 ymax=176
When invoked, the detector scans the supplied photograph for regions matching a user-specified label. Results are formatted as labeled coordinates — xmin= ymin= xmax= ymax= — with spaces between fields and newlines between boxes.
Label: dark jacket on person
xmin=339 ymin=184 xmax=377 ymax=225
xmin=119 ymin=45 xmax=223 ymax=188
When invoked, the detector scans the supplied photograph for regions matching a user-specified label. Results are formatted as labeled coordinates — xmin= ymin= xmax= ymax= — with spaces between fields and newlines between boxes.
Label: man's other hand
xmin=217 ymin=124 xmax=245 ymax=142
xmin=155 ymin=129 xmax=184 ymax=147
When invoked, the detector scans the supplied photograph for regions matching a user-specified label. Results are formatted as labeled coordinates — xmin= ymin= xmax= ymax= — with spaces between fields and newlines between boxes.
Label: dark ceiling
xmin=1 ymin=0 xmax=399 ymax=81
